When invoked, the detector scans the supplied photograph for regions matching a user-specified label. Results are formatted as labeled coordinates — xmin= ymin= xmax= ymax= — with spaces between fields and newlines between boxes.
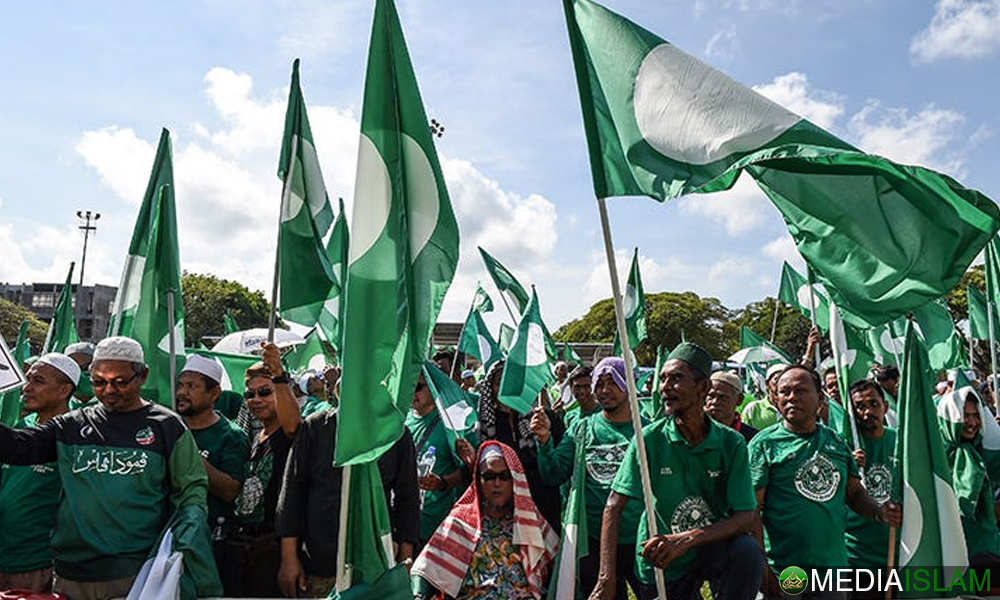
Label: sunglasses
xmin=479 ymin=470 xmax=512 ymax=483
xmin=415 ymin=381 xmax=427 ymax=392
xmin=244 ymin=386 xmax=275 ymax=399
xmin=90 ymin=372 xmax=141 ymax=390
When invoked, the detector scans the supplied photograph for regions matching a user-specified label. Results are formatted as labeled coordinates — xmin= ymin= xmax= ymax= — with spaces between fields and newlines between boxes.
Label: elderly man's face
xmin=659 ymin=359 xmax=709 ymax=417
xmin=777 ymin=368 xmax=820 ymax=429
xmin=91 ymin=360 xmax=147 ymax=413
xmin=704 ymin=380 xmax=740 ymax=426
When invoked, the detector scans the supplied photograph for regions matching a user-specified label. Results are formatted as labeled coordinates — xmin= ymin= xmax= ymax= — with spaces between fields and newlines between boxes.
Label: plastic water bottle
xmin=417 ymin=446 xmax=437 ymax=508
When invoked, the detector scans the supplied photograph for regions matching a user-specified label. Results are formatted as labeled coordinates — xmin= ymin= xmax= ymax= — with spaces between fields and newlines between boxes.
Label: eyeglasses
xmin=90 ymin=372 xmax=141 ymax=390
xmin=479 ymin=470 xmax=512 ymax=483
xmin=244 ymin=387 xmax=275 ymax=399
xmin=415 ymin=381 xmax=427 ymax=392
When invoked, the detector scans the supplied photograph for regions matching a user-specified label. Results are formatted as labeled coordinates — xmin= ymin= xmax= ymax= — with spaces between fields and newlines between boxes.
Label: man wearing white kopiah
xmin=0 ymin=336 xmax=217 ymax=600
xmin=749 ymin=365 xmax=901 ymax=600
xmin=0 ymin=353 xmax=79 ymax=593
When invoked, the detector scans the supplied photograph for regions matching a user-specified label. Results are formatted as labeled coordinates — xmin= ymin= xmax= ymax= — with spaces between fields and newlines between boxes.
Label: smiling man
xmin=0 ymin=353 xmax=78 ymax=592
xmin=590 ymin=343 xmax=763 ymax=600
xmin=0 ymin=336 xmax=216 ymax=600
xmin=749 ymin=365 xmax=902 ymax=600
xmin=533 ymin=356 xmax=651 ymax=600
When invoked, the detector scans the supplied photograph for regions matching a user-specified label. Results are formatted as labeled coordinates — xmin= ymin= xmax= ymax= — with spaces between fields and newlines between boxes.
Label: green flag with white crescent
xmin=894 ymin=322 xmax=968 ymax=589
xmin=108 ymin=128 xmax=185 ymax=406
xmin=472 ymin=284 xmax=494 ymax=314
xmin=457 ymin=309 xmax=503 ymax=372
xmin=42 ymin=262 xmax=79 ymax=354
xmin=563 ymin=0 xmax=1000 ymax=328
xmin=739 ymin=325 xmax=793 ymax=363
xmin=778 ymin=262 xmax=830 ymax=333
xmin=968 ymin=285 xmax=999 ymax=341
xmin=498 ymin=323 xmax=515 ymax=354
xmin=188 ymin=348 xmax=259 ymax=394
xmin=624 ymin=248 xmax=647 ymax=350
xmin=320 ymin=197 xmax=350 ymax=353
xmin=276 ymin=59 xmax=339 ymax=329
xmin=547 ymin=423 xmax=588 ymax=600
xmin=336 ymin=0 xmax=459 ymax=466
xmin=498 ymin=288 xmax=554 ymax=414
xmin=423 ymin=361 xmax=478 ymax=459
xmin=1 ymin=321 xmax=31 ymax=427
xmin=284 ymin=327 xmax=336 ymax=373
xmin=478 ymin=247 xmax=530 ymax=316
xmin=911 ymin=300 xmax=964 ymax=372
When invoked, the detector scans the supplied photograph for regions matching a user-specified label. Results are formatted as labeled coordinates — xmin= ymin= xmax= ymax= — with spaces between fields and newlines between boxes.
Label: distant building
xmin=0 ymin=282 xmax=117 ymax=342
xmin=430 ymin=321 xmax=602 ymax=366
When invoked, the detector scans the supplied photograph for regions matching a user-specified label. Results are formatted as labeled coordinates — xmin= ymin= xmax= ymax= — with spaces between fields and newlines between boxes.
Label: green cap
xmin=667 ymin=342 xmax=713 ymax=379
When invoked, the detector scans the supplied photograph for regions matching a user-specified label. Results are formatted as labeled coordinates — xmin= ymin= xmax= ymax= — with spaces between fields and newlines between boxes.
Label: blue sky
xmin=1 ymin=0 xmax=999 ymax=334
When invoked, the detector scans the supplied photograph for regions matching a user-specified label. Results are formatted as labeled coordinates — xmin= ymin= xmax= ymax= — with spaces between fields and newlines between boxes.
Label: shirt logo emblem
xmin=135 ymin=426 xmax=156 ymax=446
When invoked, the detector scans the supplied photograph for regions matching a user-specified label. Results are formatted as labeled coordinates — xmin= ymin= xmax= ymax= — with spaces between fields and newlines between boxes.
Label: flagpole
xmin=988 ymin=301 xmax=998 ymax=408
xmin=769 ymin=297 xmax=780 ymax=344
xmin=496 ymin=287 xmax=519 ymax=325
xmin=805 ymin=267 xmax=822 ymax=367
xmin=886 ymin=324 xmax=903 ymax=369
xmin=336 ymin=463 xmax=353 ymax=592
xmin=167 ymin=291 xmax=178 ymax=411
xmin=830 ymin=304 xmax=864 ymax=483
xmin=596 ymin=197 xmax=666 ymax=600
xmin=269 ymin=135 xmax=300 ymax=344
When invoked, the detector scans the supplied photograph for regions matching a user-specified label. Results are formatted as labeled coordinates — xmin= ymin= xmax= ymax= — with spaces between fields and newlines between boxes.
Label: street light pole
xmin=76 ymin=210 xmax=100 ymax=337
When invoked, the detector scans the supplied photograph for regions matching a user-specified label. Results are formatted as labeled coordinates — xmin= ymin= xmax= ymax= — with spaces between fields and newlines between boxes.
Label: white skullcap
xmin=64 ymin=342 xmax=96 ymax=357
xmin=181 ymin=355 xmax=223 ymax=385
xmin=766 ymin=363 xmax=789 ymax=382
xmin=35 ymin=353 xmax=82 ymax=386
xmin=93 ymin=336 xmax=145 ymax=364
xmin=710 ymin=370 xmax=743 ymax=394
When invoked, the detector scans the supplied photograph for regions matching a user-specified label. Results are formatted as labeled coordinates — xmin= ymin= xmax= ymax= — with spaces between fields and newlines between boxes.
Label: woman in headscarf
xmin=937 ymin=385 xmax=1000 ymax=568
xmin=412 ymin=441 xmax=559 ymax=600
xmin=475 ymin=361 xmax=565 ymax=530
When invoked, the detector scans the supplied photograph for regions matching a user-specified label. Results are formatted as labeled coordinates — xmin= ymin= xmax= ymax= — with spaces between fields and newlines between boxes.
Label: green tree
xmin=0 ymin=297 xmax=49 ymax=355
xmin=554 ymin=291 xmax=733 ymax=366
xmin=944 ymin=263 xmax=984 ymax=324
xmin=182 ymin=272 xmax=272 ymax=347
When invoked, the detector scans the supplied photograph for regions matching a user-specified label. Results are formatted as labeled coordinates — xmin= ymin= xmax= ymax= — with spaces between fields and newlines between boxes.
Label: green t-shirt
xmin=0 ymin=414 xmax=60 ymax=573
xmin=845 ymin=428 xmax=896 ymax=568
xmin=612 ymin=415 xmax=757 ymax=583
xmin=300 ymin=396 xmax=332 ymax=418
xmin=190 ymin=414 xmax=249 ymax=532
xmin=538 ymin=413 xmax=646 ymax=544
xmin=741 ymin=399 xmax=780 ymax=431
xmin=562 ymin=404 xmax=601 ymax=434
xmin=404 ymin=409 xmax=479 ymax=543
xmin=749 ymin=422 xmax=859 ymax=572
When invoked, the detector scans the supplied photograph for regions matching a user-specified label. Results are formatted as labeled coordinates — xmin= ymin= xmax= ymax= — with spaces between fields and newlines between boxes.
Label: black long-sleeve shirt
xmin=274 ymin=409 xmax=419 ymax=576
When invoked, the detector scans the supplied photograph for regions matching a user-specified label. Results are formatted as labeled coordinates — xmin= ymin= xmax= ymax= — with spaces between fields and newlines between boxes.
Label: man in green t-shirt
xmin=405 ymin=366 xmax=478 ymax=546
xmin=0 ymin=336 xmax=218 ymax=600
xmin=533 ymin=356 xmax=652 ymax=600
xmin=591 ymin=343 xmax=763 ymax=600
xmin=561 ymin=365 xmax=600 ymax=431
xmin=741 ymin=363 xmax=784 ymax=431
xmin=844 ymin=380 xmax=896 ymax=585
xmin=749 ymin=365 xmax=901 ymax=599
xmin=0 ymin=353 xmax=79 ymax=593
xmin=176 ymin=355 xmax=249 ymax=534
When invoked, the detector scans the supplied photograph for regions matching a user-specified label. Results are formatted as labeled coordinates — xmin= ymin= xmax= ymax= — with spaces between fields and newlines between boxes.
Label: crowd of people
xmin=3 ymin=329 xmax=1000 ymax=600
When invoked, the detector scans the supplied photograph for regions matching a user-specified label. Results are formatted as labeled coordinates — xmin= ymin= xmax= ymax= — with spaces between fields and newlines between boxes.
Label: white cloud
xmin=705 ymin=25 xmax=738 ymax=61
xmin=676 ymin=175 xmax=770 ymax=235
xmin=761 ymin=234 xmax=804 ymax=269
xmin=752 ymin=72 xmax=844 ymax=129
xmin=847 ymin=102 xmax=966 ymax=173
xmin=65 ymin=67 xmax=561 ymax=326
xmin=911 ymin=0 xmax=1000 ymax=63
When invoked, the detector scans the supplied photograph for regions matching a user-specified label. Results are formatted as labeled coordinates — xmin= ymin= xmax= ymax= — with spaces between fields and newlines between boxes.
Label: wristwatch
xmin=271 ymin=372 xmax=290 ymax=385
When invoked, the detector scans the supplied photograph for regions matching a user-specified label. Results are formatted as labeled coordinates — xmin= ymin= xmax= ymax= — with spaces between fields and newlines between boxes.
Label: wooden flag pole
xmin=269 ymin=135 xmax=299 ymax=344
xmin=805 ymin=267 xmax=822 ymax=368
xmin=167 ymin=291 xmax=178 ymax=412
xmin=336 ymin=463 xmax=353 ymax=592
xmin=596 ymin=197 xmax=666 ymax=600
xmin=885 ymin=526 xmax=897 ymax=599
xmin=769 ymin=297 xmax=780 ymax=344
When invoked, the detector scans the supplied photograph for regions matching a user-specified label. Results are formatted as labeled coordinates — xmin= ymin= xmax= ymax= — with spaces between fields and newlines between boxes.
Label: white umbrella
xmin=728 ymin=346 xmax=784 ymax=365
xmin=211 ymin=328 xmax=306 ymax=355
